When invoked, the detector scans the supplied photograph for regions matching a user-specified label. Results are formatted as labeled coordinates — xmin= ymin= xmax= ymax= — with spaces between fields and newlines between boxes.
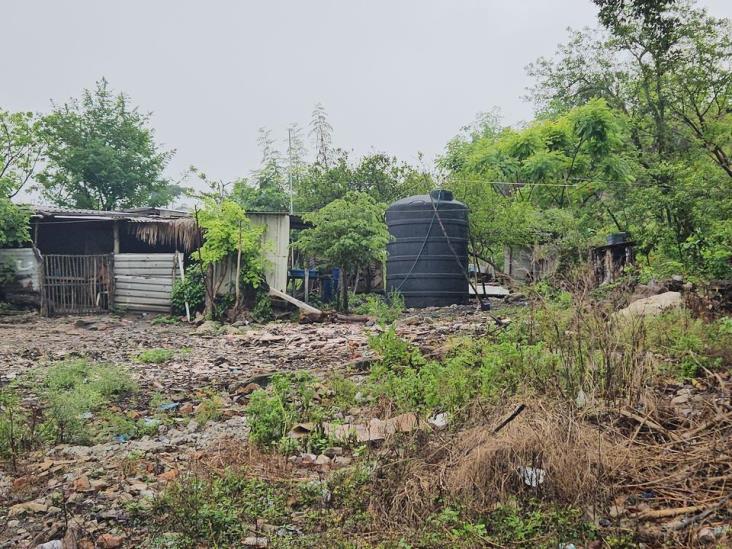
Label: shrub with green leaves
xmin=644 ymin=309 xmax=730 ymax=378
xmin=147 ymin=471 xmax=288 ymax=547
xmin=246 ymin=372 xmax=326 ymax=450
xmin=368 ymin=325 xmax=558 ymax=414
xmin=171 ymin=268 xmax=206 ymax=316
xmin=194 ymin=392 xmax=224 ymax=425
xmin=151 ymin=315 xmax=179 ymax=326
xmin=251 ymin=290 xmax=273 ymax=323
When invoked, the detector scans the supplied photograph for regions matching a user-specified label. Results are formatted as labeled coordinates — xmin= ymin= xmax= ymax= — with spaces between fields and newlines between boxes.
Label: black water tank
xmin=386 ymin=190 xmax=469 ymax=308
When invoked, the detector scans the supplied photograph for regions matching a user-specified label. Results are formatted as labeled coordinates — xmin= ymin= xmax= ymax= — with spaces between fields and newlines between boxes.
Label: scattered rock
xmin=243 ymin=537 xmax=268 ymax=547
xmin=12 ymin=476 xmax=31 ymax=491
xmin=697 ymin=527 xmax=716 ymax=544
xmin=196 ymin=320 xmax=220 ymax=335
xmin=221 ymin=325 xmax=242 ymax=336
xmin=235 ymin=382 xmax=262 ymax=396
xmin=8 ymin=501 xmax=48 ymax=516
xmin=35 ymin=541 xmax=63 ymax=549
xmin=73 ymin=474 xmax=92 ymax=492
xmin=96 ymin=533 xmax=124 ymax=548
xmin=618 ymin=291 xmax=682 ymax=318
xmin=315 ymin=454 xmax=332 ymax=465
xmin=179 ymin=402 xmax=194 ymax=414
xmin=300 ymin=453 xmax=317 ymax=465
xmin=158 ymin=469 xmax=179 ymax=482
xmin=323 ymin=447 xmax=343 ymax=457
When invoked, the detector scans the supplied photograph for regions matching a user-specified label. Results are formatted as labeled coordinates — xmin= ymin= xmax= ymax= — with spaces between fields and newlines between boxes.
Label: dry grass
xmin=371 ymin=399 xmax=632 ymax=526
xmin=189 ymin=438 xmax=296 ymax=482
xmin=370 ymin=370 xmax=731 ymax=546
xmin=127 ymin=218 xmax=201 ymax=252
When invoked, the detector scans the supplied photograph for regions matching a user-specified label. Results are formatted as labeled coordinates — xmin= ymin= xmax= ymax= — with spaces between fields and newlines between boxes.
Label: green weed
xmin=194 ymin=392 xmax=224 ymax=425
xmin=0 ymin=387 xmax=36 ymax=468
xmin=151 ymin=315 xmax=180 ymax=326
xmin=355 ymin=292 xmax=405 ymax=326
xmin=146 ymin=471 xmax=288 ymax=547
xmin=136 ymin=348 xmax=175 ymax=364
xmin=40 ymin=360 xmax=137 ymax=444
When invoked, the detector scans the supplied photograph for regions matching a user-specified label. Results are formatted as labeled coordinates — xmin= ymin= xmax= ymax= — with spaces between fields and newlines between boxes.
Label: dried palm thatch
xmin=127 ymin=218 xmax=201 ymax=252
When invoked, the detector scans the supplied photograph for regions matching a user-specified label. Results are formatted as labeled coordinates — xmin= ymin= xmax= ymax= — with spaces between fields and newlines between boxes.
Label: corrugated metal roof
xmin=30 ymin=205 xmax=184 ymax=222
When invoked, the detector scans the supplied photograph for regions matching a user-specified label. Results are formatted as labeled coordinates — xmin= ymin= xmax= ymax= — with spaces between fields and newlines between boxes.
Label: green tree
xmin=309 ymin=103 xmax=333 ymax=166
xmin=194 ymin=198 xmax=264 ymax=317
xmin=233 ymin=128 xmax=289 ymax=212
xmin=524 ymin=0 xmax=732 ymax=277
xmin=297 ymin=191 xmax=389 ymax=311
xmin=39 ymin=79 xmax=177 ymax=210
xmin=1 ymin=110 xmax=45 ymax=199
xmin=294 ymin=151 xmax=432 ymax=213
xmin=0 ymin=110 xmax=39 ymax=247
xmin=439 ymin=99 xmax=629 ymax=267
xmin=0 ymin=198 xmax=29 ymax=248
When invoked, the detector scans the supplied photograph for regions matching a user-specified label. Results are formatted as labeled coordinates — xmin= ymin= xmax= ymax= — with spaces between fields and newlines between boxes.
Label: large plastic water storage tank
xmin=385 ymin=190 xmax=469 ymax=308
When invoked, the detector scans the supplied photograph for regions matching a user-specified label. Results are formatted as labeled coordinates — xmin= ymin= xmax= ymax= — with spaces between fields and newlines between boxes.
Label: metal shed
xmin=1 ymin=206 xmax=291 ymax=315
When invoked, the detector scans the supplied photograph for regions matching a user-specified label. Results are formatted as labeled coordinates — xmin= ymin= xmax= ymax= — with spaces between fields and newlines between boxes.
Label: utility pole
xmin=287 ymin=127 xmax=294 ymax=215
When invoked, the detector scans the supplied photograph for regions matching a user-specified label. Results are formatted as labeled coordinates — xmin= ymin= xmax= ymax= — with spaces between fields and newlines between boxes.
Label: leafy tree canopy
xmin=295 ymin=151 xmax=432 ymax=213
xmin=0 ymin=110 xmax=39 ymax=248
xmin=439 ymin=99 xmax=630 ymax=264
xmin=444 ymin=0 xmax=732 ymax=279
xmin=1 ymin=110 xmax=45 ymax=199
xmin=39 ymin=79 xmax=178 ymax=211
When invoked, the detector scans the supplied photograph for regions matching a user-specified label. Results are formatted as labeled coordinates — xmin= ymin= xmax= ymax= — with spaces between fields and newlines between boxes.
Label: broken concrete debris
xmin=290 ymin=412 xmax=422 ymax=444
xmin=617 ymin=291 xmax=682 ymax=317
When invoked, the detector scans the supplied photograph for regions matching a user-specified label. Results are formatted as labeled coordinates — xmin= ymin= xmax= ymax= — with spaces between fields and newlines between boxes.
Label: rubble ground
xmin=0 ymin=306 xmax=498 ymax=548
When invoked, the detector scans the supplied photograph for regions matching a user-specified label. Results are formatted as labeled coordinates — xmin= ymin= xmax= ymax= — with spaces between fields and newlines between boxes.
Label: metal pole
xmin=288 ymin=127 xmax=294 ymax=215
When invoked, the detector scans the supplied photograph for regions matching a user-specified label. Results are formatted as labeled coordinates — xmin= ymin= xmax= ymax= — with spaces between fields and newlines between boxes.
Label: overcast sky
xmin=3 ymin=0 xmax=731 ymax=193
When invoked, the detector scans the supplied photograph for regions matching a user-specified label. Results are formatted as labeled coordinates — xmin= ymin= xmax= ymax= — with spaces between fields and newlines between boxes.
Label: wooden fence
xmin=42 ymin=254 xmax=113 ymax=315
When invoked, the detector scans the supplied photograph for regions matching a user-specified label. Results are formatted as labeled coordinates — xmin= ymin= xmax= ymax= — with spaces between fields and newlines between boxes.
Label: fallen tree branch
xmin=618 ymin=408 xmax=682 ymax=443
xmin=667 ymin=493 xmax=732 ymax=532
xmin=493 ymin=404 xmax=526 ymax=434
xmin=637 ymin=504 xmax=707 ymax=520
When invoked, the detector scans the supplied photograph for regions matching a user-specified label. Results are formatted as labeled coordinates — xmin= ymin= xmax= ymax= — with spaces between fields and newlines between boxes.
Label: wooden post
xmin=108 ymin=253 xmax=115 ymax=312
xmin=113 ymin=221 xmax=120 ymax=254
xmin=37 ymin=249 xmax=47 ymax=317
xmin=177 ymin=252 xmax=190 ymax=322
xmin=304 ymin=263 xmax=309 ymax=303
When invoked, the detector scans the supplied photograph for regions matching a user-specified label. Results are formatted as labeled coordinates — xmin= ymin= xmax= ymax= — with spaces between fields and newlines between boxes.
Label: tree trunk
xmin=340 ymin=267 xmax=348 ymax=313
xmin=204 ymin=264 xmax=215 ymax=318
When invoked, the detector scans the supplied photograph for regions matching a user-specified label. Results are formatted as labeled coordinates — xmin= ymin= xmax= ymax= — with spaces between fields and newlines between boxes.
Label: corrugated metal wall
xmin=0 ymin=248 xmax=42 ymax=306
xmin=113 ymin=253 xmax=177 ymax=313
xmin=0 ymin=248 xmax=41 ymax=291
